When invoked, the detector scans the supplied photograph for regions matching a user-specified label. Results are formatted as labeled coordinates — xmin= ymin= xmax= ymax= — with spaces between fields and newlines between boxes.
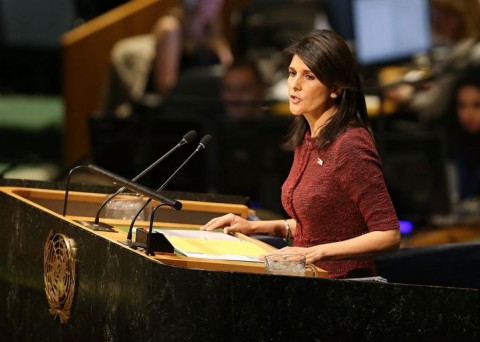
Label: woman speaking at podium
xmin=201 ymin=30 xmax=400 ymax=279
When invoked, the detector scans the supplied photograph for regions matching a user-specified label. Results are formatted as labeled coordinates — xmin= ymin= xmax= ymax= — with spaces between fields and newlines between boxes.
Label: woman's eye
xmin=288 ymin=71 xmax=296 ymax=77
xmin=306 ymin=74 xmax=315 ymax=81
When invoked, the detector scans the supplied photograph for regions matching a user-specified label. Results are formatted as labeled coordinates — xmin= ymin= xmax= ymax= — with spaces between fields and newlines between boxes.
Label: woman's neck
xmin=304 ymin=105 xmax=337 ymax=137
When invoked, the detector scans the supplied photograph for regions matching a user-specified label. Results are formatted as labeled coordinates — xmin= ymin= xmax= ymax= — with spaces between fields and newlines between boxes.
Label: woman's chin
xmin=289 ymin=106 xmax=303 ymax=116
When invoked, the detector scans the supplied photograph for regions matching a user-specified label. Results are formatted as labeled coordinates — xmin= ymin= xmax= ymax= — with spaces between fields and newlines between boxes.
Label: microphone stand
xmin=146 ymin=203 xmax=172 ymax=255
xmin=62 ymin=131 xmax=196 ymax=230
xmin=62 ymin=165 xmax=90 ymax=217
xmin=62 ymin=164 xmax=181 ymax=231
xmin=91 ymin=130 xmax=196 ymax=229
xmin=122 ymin=135 xmax=212 ymax=249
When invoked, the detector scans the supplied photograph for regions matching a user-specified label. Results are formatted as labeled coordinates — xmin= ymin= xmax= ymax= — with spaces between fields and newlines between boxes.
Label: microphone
xmin=64 ymin=130 xmax=196 ymax=230
xmin=128 ymin=129 xmax=197 ymax=184
xmin=124 ymin=134 xmax=213 ymax=248
xmin=87 ymin=164 xmax=182 ymax=209
xmin=71 ymin=164 xmax=182 ymax=231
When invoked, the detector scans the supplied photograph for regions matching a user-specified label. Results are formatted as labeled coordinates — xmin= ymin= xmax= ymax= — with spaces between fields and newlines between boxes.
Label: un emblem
xmin=43 ymin=230 xmax=76 ymax=323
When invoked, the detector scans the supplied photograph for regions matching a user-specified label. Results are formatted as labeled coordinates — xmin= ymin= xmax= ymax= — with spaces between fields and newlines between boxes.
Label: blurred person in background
xmin=383 ymin=0 xmax=480 ymax=123
xmin=444 ymin=66 xmax=480 ymax=203
xmin=211 ymin=59 xmax=292 ymax=215
xmin=103 ymin=0 xmax=233 ymax=117
xmin=220 ymin=59 xmax=267 ymax=122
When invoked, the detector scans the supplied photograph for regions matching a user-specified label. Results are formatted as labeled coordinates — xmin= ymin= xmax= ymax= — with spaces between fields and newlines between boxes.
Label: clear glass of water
xmin=104 ymin=193 xmax=149 ymax=221
xmin=264 ymin=254 xmax=307 ymax=276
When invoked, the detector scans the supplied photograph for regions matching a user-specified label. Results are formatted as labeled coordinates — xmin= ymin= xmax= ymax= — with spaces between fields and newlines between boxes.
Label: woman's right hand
xmin=200 ymin=213 xmax=254 ymax=235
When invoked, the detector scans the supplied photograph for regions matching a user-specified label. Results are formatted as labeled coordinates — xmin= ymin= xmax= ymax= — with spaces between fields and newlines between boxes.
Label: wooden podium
xmin=0 ymin=180 xmax=478 ymax=341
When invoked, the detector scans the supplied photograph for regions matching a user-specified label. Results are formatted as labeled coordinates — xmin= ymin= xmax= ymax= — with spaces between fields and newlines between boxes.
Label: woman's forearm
xmin=312 ymin=229 xmax=400 ymax=261
xmin=251 ymin=219 xmax=296 ymax=238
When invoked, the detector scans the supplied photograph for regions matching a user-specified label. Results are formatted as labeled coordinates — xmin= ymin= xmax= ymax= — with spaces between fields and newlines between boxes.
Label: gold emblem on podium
xmin=44 ymin=230 xmax=76 ymax=323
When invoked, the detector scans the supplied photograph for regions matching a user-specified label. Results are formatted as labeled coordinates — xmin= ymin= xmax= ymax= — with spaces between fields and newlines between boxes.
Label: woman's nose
xmin=290 ymin=76 xmax=301 ymax=90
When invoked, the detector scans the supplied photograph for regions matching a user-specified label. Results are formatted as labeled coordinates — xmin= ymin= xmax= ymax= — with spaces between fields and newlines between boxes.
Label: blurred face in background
xmin=456 ymin=85 xmax=480 ymax=134
xmin=221 ymin=66 xmax=265 ymax=121
xmin=431 ymin=5 xmax=464 ymax=43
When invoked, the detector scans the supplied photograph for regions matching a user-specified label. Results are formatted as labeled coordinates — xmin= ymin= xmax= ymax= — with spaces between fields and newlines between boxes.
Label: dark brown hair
xmin=283 ymin=29 xmax=370 ymax=150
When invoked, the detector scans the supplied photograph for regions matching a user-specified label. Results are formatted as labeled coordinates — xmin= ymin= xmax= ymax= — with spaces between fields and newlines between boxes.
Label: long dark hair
xmin=283 ymin=29 xmax=370 ymax=150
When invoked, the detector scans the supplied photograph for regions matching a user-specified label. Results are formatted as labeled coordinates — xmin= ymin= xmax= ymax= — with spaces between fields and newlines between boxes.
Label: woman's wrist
xmin=249 ymin=219 xmax=286 ymax=237
xmin=248 ymin=220 xmax=262 ymax=235
xmin=311 ymin=245 xmax=325 ymax=263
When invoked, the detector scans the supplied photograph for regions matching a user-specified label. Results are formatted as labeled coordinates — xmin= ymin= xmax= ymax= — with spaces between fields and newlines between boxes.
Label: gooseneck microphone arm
xmin=91 ymin=130 xmax=197 ymax=226
xmin=126 ymin=134 xmax=213 ymax=244
xmin=88 ymin=165 xmax=181 ymax=208
xmin=62 ymin=165 xmax=90 ymax=216
xmin=63 ymin=164 xmax=182 ymax=230
xmin=145 ymin=203 xmax=172 ymax=255
xmin=62 ymin=131 xmax=196 ymax=218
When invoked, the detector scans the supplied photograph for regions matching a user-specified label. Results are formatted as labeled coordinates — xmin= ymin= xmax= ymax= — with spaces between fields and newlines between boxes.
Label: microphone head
xmin=173 ymin=200 xmax=183 ymax=210
xmin=182 ymin=130 xmax=197 ymax=144
xmin=199 ymin=135 xmax=213 ymax=149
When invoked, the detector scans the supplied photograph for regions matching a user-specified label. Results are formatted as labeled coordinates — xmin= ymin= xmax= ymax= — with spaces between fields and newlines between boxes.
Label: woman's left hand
xmin=270 ymin=246 xmax=322 ymax=264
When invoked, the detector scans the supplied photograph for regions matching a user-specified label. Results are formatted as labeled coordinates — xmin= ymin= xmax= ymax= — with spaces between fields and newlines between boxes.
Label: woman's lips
xmin=290 ymin=95 xmax=301 ymax=104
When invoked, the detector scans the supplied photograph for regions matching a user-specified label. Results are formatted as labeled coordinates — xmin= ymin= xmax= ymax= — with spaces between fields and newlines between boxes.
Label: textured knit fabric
xmin=281 ymin=127 xmax=399 ymax=279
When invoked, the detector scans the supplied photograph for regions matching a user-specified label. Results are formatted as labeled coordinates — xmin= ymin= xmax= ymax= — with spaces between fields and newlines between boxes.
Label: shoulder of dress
xmin=328 ymin=128 xmax=381 ymax=168
xmin=333 ymin=127 xmax=373 ymax=148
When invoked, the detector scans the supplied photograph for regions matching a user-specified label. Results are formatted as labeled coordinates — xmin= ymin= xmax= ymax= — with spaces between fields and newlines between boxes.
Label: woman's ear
xmin=330 ymin=89 xmax=342 ymax=98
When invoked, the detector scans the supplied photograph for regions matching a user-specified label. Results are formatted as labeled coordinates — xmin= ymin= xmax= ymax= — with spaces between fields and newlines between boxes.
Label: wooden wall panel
xmin=61 ymin=0 xmax=180 ymax=166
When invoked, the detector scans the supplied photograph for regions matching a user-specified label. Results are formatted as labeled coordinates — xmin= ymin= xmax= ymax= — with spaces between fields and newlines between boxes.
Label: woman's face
xmin=456 ymin=85 xmax=480 ymax=134
xmin=287 ymin=55 xmax=336 ymax=121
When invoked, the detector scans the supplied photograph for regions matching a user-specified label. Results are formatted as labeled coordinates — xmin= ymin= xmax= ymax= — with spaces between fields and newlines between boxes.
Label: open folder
xmin=153 ymin=229 xmax=267 ymax=262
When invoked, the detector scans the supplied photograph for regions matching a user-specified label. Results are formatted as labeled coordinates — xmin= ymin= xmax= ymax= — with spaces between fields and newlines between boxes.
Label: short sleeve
xmin=333 ymin=129 xmax=399 ymax=232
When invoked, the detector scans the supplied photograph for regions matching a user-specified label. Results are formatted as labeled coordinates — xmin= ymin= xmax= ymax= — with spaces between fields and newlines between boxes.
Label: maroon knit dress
xmin=281 ymin=127 xmax=399 ymax=279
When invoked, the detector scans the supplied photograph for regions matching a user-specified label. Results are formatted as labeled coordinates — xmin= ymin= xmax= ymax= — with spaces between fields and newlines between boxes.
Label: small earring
xmin=331 ymin=93 xmax=337 ymax=98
